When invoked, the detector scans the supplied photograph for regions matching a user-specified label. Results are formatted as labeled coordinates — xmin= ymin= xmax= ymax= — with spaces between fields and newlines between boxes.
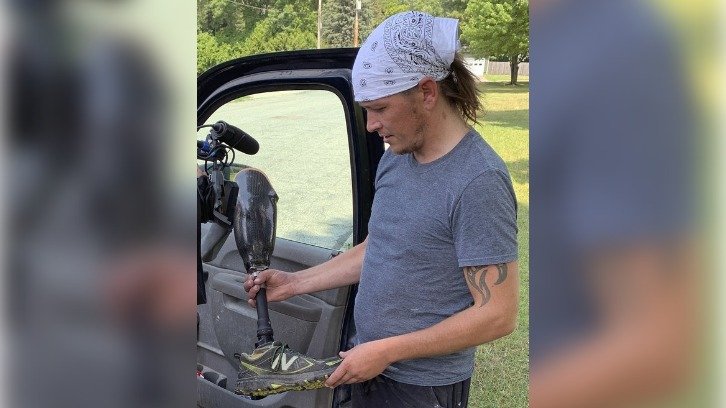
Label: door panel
xmin=198 ymin=231 xmax=350 ymax=407
xmin=209 ymin=236 xmax=349 ymax=306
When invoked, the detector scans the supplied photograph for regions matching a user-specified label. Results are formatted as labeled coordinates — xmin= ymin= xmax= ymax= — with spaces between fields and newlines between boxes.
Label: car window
xmin=198 ymin=89 xmax=354 ymax=251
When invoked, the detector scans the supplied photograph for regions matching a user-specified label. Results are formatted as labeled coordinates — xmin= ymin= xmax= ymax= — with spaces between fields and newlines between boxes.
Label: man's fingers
xmin=254 ymin=269 xmax=272 ymax=284
xmin=325 ymin=364 xmax=347 ymax=387
xmin=326 ymin=374 xmax=348 ymax=388
xmin=244 ymin=275 xmax=255 ymax=291
xmin=328 ymin=370 xmax=360 ymax=387
xmin=335 ymin=374 xmax=353 ymax=387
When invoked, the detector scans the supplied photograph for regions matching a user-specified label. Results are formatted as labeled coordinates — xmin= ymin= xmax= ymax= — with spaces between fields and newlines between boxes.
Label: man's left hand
xmin=325 ymin=340 xmax=393 ymax=387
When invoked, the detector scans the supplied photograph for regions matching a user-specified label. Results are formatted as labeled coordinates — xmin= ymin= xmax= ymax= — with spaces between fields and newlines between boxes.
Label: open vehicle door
xmin=196 ymin=49 xmax=383 ymax=408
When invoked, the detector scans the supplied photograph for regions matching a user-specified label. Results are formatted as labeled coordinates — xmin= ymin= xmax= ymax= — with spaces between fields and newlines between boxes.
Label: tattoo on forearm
xmin=465 ymin=264 xmax=508 ymax=307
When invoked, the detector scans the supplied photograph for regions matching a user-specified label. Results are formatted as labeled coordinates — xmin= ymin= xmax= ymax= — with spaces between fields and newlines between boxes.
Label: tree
xmin=197 ymin=30 xmax=236 ymax=73
xmin=196 ymin=0 xmax=473 ymax=71
xmin=242 ymin=4 xmax=317 ymax=54
xmin=197 ymin=0 xmax=319 ymax=71
xmin=462 ymin=0 xmax=529 ymax=85
xmin=378 ymin=0 xmax=444 ymax=17
xmin=322 ymin=0 xmax=374 ymax=47
xmin=198 ymin=0 xmax=238 ymax=35
xmin=441 ymin=0 xmax=468 ymax=20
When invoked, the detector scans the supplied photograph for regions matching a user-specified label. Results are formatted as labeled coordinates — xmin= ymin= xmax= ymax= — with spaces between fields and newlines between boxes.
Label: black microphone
xmin=211 ymin=121 xmax=259 ymax=155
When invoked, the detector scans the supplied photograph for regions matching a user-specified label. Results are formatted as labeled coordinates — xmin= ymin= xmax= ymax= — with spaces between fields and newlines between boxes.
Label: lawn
xmin=469 ymin=76 xmax=529 ymax=408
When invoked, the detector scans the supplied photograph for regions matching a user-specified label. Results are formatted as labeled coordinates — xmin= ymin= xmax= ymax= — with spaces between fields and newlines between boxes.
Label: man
xmin=242 ymin=11 xmax=519 ymax=407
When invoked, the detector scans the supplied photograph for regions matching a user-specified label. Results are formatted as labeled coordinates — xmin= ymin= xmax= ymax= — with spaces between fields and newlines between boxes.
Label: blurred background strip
xmin=529 ymin=0 xmax=717 ymax=407
xmin=4 ymin=0 xmax=196 ymax=407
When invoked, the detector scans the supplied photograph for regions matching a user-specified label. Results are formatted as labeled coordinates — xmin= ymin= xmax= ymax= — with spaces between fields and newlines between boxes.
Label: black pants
xmin=351 ymin=375 xmax=470 ymax=408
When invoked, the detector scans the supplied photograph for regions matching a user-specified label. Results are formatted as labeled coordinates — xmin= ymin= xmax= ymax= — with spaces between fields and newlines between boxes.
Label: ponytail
xmin=438 ymin=53 xmax=481 ymax=124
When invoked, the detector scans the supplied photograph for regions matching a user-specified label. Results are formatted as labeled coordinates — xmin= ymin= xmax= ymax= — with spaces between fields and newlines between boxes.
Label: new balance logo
xmin=271 ymin=354 xmax=298 ymax=371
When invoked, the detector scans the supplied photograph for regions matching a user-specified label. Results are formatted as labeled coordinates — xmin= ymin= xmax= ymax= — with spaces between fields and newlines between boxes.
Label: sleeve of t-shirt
xmin=453 ymin=168 xmax=518 ymax=267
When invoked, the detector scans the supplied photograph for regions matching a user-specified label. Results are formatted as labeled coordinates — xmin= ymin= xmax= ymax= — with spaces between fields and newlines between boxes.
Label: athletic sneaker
xmin=234 ymin=341 xmax=342 ymax=397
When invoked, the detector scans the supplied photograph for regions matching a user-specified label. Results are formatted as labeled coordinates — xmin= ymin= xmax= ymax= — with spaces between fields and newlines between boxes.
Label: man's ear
xmin=418 ymin=77 xmax=438 ymax=110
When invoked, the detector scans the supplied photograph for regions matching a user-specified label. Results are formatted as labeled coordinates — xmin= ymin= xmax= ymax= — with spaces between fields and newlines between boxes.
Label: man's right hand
xmin=243 ymin=269 xmax=297 ymax=307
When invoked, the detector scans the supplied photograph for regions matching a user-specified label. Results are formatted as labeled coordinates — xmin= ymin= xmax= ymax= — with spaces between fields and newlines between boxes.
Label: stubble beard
xmin=403 ymin=124 xmax=426 ymax=154
xmin=395 ymin=105 xmax=427 ymax=155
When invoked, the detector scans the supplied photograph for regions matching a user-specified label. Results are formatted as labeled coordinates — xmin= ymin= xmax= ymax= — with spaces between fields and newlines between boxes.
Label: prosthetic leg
xmin=232 ymin=168 xmax=342 ymax=397
xmin=232 ymin=168 xmax=278 ymax=347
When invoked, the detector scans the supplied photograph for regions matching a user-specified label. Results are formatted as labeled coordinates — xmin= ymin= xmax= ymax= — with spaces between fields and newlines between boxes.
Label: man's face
xmin=360 ymin=90 xmax=427 ymax=155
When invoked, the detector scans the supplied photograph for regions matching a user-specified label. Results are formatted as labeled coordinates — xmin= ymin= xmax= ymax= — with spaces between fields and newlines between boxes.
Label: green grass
xmin=484 ymin=74 xmax=530 ymax=84
xmin=469 ymin=79 xmax=529 ymax=408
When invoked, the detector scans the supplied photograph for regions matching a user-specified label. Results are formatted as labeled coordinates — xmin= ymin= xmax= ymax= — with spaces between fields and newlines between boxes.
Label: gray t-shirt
xmin=354 ymin=129 xmax=518 ymax=386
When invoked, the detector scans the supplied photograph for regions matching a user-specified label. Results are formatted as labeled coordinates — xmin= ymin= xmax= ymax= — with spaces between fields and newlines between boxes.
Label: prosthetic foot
xmin=234 ymin=342 xmax=342 ymax=397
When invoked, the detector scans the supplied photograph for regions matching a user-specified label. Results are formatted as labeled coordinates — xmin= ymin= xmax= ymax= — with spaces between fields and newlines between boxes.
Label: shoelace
xmin=271 ymin=343 xmax=306 ymax=365
xmin=233 ymin=343 xmax=303 ymax=364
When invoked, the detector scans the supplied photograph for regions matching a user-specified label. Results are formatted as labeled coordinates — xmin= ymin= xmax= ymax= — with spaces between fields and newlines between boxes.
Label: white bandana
xmin=352 ymin=11 xmax=460 ymax=102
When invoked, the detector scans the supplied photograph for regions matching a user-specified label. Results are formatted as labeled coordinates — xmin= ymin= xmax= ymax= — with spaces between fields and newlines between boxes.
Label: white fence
xmin=464 ymin=58 xmax=530 ymax=77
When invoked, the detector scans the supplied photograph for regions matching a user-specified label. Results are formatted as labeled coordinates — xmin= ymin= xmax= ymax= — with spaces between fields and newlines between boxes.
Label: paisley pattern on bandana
xmin=383 ymin=12 xmax=448 ymax=76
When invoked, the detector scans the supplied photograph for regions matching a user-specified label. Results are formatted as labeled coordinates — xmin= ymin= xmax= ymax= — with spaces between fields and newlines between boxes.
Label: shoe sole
xmin=234 ymin=369 xmax=335 ymax=397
